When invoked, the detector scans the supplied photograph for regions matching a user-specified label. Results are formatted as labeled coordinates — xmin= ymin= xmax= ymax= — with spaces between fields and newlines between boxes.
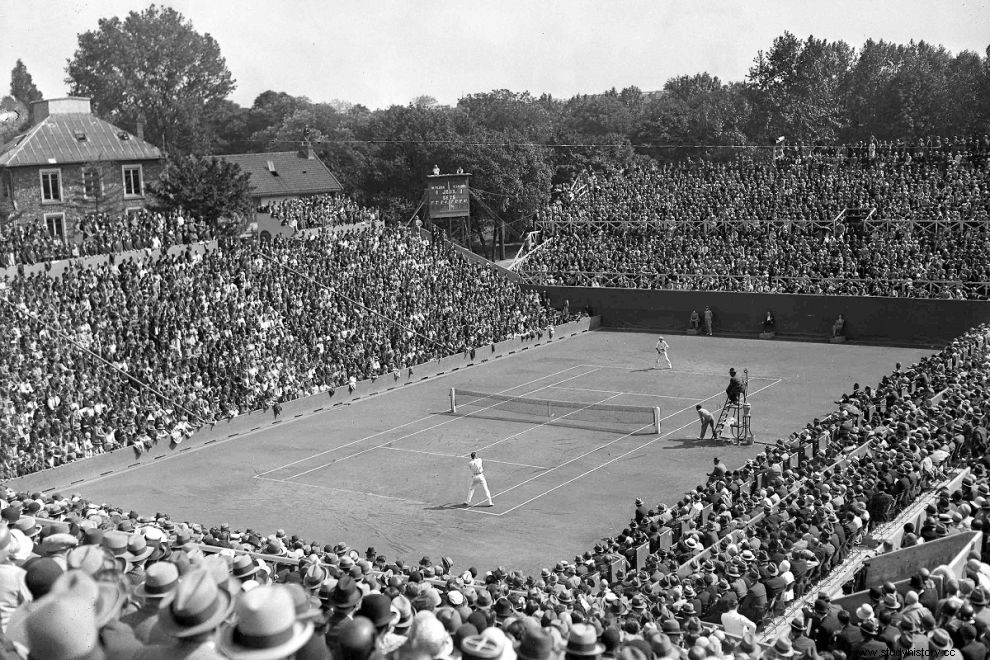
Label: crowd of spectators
xmin=0 ymin=225 xmax=561 ymax=479
xmin=0 ymin=210 xmax=214 ymax=268
xmin=0 ymin=324 xmax=985 ymax=659
xmin=262 ymin=195 xmax=380 ymax=232
xmin=527 ymin=140 xmax=990 ymax=298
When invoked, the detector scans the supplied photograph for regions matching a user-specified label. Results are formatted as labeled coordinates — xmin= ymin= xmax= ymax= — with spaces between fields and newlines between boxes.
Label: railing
xmin=535 ymin=212 xmax=987 ymax=234
xmin=507 ymin=232 xmax=552 ymax=272
xmin=520 ymin=271 xmax=990 ymax=299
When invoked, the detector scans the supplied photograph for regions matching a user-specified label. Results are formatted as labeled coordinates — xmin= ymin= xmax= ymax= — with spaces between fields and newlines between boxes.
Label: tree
xmin=746 ymin=32 xmax=854 ymax=142
xmin=151 ymin=155 xmax=252 ymax=228
xmin=634 ymin=74 xmax=751 ymax=161
xmin=9 ymin=60 xmax=42 ymax=105
xmin=0 ymin=96 xmax=29 ymax=144
xmin=66 ymin=4 xmax=235 ymax=154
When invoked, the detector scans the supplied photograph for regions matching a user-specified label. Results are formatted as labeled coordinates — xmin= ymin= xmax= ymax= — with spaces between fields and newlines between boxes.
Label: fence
xmin=527 ymin=285 xmax=990 ymax=348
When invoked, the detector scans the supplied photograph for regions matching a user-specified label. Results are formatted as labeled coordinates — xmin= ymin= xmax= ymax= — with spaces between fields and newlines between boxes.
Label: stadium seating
xmin=0 ymin=210 xmax=213 ymax=267
xmin=261 ymin=193 xmax=380 ymax=231
xmin=2 ymin=317 xmax=987 ymax=658
xmin=526 ymin=145 xmax=990 ymax=298
xmin=0 ymin=225 xmax=560 ymax=478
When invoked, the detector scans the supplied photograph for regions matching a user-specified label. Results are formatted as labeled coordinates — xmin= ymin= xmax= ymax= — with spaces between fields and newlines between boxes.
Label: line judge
xmin=464 ymin=452 xmax=494 ymax=507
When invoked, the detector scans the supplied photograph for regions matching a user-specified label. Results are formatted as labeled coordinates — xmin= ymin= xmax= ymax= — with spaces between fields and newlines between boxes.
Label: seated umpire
xmin=726 ymin=368 xmax=745 ymax=405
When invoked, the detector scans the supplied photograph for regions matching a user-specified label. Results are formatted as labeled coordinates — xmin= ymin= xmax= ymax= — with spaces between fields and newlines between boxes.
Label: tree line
xmin=6 ymin=6 xmax=990 ymax=227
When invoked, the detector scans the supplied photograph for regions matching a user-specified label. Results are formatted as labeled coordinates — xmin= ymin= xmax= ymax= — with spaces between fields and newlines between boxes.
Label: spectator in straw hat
xmin=403 ymin=610 xmax=454 ymax=659
xmin=120 ymin=561 xmax=179 ymax=642
xmin=565 ymin=623 xmax=604 ymax=660
xmin=146 ymin=568 xmax=231 ymax=655
xmin=24 ymin=593 xmax=102 ymax=660
xmin=217 ymin=584 xmax=315 ymax=660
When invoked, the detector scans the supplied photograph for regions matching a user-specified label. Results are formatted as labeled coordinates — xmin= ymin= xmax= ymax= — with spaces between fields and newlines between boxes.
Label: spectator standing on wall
xmin=704 ymin=307 xmax=714 ymax=336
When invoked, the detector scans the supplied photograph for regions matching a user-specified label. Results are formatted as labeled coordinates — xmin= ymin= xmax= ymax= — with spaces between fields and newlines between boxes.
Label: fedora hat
xmin=171 ymin=528 xmax=193 ymax=549
xmin=770 ymin=635 xmax=796 ymax=657
xmin=358 ymin=593 xmax=398 ymax=628
xmin=566 ymin=622 xmax=605 ymax=656
xmin=303 ymin=564 xmax=327 ymax=592
xmin=232 ymin=554 xmax=260 ymax=581
xmin=135 ymin=561 xmax=179 ymax=600
xmin=880 ymin=593 xmax=902 ymax=610
xmin=25 ymin=595 xmax=101 ymax=660
xmin=391 ymin=594 xmax=414 ymax=629
xmin=518 ymin=628 xmax=553 ymax=660
xmin=331 ymin=575 xmax=362 ymax=609
xmin=123 ymin=533 xmax=153 ymax=563
xmin=157 ymin=568 xmax=232 ymax=637
xmin=494 ymin=597 xmax=515 ymax=620
xmin=7 ymin=528 xmax=33 ymax=563
xmin=217 ymin=585 xmax=314 ymax=660
xmin=930 ymin=628 xmax=953 ymax=651
xmin=67 ymin=545 xmax=110 ymax=576
xmin=859 ymin=618 xmax=879 ymax=636
xmin=407 ymin=610 xmax=455 ymax=659
xmin=50 ymin=569 xmax=127 ymax=628
xmin=14 ymin=516 xmax=40 ymax=538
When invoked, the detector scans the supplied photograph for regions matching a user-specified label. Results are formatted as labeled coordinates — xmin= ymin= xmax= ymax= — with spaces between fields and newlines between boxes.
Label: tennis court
xmin=69 ymin=330 xmax=930 ymax=573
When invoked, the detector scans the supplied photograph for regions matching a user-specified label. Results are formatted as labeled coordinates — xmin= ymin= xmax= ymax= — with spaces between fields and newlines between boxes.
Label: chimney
xmin=29 ymin=97 xmax=92 ymax=125
xmin=135 ymin=116 xmax=145 ymax=141
xmin=299 ymin=139 xmax=315 ymax=160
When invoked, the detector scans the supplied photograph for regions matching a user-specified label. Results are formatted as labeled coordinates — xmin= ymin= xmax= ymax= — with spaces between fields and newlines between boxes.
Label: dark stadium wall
xmin=527 ymin=286 xmax=990 ymax=348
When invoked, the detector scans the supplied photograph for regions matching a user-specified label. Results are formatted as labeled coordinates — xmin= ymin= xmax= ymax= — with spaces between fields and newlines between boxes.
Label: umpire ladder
xmin=716 ymin=369 xmax=754 ymax=444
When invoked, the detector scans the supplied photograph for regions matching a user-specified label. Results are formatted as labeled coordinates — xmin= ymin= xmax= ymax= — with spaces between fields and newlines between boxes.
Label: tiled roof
xmin=0 ymin=113 xmax=161 ymax=167
xmin=217 ymin=151 xmax=343 ymax=198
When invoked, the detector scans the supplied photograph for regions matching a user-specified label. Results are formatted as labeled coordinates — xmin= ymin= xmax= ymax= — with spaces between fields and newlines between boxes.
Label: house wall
xmin=3 ymin=159 xmax=162 ymax=237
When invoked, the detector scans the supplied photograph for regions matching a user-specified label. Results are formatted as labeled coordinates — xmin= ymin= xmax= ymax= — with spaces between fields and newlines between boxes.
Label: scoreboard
xmin=427 ymin=173 xmax=470 ymax=219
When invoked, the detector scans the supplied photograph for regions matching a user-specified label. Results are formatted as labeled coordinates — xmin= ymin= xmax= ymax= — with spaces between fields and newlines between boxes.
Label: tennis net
xmin=449 ymin=388 xmax=661 ymax=434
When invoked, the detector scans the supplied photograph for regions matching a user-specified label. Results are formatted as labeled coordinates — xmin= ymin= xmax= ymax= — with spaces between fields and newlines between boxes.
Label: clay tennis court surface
xmin=70 ymin=331 xmax=929 ymax=574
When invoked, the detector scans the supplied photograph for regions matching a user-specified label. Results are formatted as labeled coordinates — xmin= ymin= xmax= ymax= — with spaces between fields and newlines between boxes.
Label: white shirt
xmin=468 ymin=458 xmax=484 ymax=476
xmin=656 ymin=340 xmax=669 ymax=353
xmin=721 ymin=609 xmax=756 ymax=638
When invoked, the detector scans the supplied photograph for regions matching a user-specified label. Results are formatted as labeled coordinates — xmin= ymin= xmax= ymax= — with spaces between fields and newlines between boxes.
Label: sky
xmin=1 ymin=0 xmax=988 ymax=110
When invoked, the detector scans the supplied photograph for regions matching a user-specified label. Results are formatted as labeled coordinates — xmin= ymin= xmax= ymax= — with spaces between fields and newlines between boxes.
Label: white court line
xmin=459 ymin=378 xmax=782 ymax=517
xmin=578 ymin=364 xmax=782 ymax=379
xmin=284 ymin=367 xmax=600 ymax=479
xmin=381 ymin=446 xmax=549 ymax=471
xmin=258 ymin=364 xmax=587 ymax=477
xmin=545 ymin=385 xmax=699 ymax=401
xmin=255 ymin=475 xmax=429 ymax=506
xmin=469 ymin=392 xmax=623 ymax=455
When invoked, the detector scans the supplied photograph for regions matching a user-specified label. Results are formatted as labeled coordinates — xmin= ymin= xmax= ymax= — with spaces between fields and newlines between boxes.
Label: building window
xmin=83 ymin=167 xmax=103 ymax=200
xmin=40 ymin=169 xmax=62 ymax=203
xmin=44 ymin=213 xmax=65 ymax=240
xmin=122 ymin=165 xmax=143 ymax=198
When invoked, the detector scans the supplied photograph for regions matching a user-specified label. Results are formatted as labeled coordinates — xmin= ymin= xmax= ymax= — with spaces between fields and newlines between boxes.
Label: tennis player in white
xmin=464 ymin=451 xmax=494 ymax=507
xmin=654 ymin=336 xmax=672 ymax=369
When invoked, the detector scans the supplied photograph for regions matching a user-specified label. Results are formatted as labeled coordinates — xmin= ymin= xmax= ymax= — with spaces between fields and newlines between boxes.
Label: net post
xmin=653 ymin=406 xmax=662 ymax=434
xmin=450 ymin=387 xmax=456 ymax=414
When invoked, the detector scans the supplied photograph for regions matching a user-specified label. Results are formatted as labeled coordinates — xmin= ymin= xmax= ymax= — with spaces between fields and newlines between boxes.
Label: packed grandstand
xmin=523 ymin=142 xmax=990 ymax=298
xmin=1 ymin=137 xmax=990 ymax=660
